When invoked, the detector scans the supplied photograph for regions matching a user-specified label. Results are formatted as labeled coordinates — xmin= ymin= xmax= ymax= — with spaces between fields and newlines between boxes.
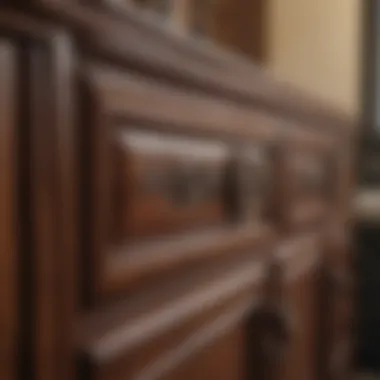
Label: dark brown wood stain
xmin=0 ymin=4 xmax=356 ymax=380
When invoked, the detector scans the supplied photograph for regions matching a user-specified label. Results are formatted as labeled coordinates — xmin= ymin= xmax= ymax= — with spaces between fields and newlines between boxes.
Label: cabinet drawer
xmin=81 ymin=65 xmax=276 ymax=303
xmin=110 ymin=131 xmax=274 ymax=242
xmin=112 ymin=130 xmax=229 ymax=241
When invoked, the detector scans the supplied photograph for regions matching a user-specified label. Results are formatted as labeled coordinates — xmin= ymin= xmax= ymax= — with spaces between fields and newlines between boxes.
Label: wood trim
xmin=87 ymin=64 xmax=337 ymax=146
xmin=17 ymin=23 xmax=76 ymax=380
xmin=104 ymin=225 xmax=273 ymax=297
xmin=87 ymin=64 xmax=280 ymax=141
xmin=80 ymin=261 xmax=264 ymax=361
xmin=34 ymin=2 xmax=355 ymax=131
xmin=0 ymin=39 xmax=18 ymax=380
xmin=50 ymin=34 xmax=77 ymax=380
xmin=109 ymin=299 xmax=251 ymax=380
xmin=80 ymin=295 xmax=253 ymax=380
xmin=30 ymin=40 xmax=58 ymax=380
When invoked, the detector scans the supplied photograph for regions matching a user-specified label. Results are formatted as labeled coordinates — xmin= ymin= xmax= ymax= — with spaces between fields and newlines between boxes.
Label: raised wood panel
xmin=81 ymin=64 xmax=277 ymax=303
xmin=0 ymin=39 xmax=18 ymax=380
xmin=0 ymin=13 xmax=77 ymax=380
xmin=79 ymin=260 xmax=265 ymax=380
xmin=112 ymin=129 xmax=229 ymax=240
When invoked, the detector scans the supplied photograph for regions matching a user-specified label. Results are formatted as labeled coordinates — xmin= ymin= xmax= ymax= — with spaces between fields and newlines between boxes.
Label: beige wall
xmin=267 ymin=0 xmax=362 ymax=116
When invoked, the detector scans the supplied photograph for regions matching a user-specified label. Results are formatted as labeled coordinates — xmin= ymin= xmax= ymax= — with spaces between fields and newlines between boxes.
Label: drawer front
xmin=111 ymin=135 xmax=273 ymax=243
xmin=112 ymin=130 xmax=229 ymax=241
xmin=81 ymin=65 xmax=276 ymax=302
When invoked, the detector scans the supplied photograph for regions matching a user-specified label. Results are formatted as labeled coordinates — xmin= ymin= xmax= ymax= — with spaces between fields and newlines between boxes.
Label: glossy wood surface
xmin=0 ymin=5 xmax=356 ymax=380
xmin=112 ymin=129 xmax=229 ymax=240
xmin=0 ymin=38 xmax=18 ymax=380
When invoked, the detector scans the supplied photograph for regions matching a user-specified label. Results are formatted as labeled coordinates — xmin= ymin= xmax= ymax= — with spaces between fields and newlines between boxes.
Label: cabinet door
xmin=0 ymin=39 xmax=18 ymax=380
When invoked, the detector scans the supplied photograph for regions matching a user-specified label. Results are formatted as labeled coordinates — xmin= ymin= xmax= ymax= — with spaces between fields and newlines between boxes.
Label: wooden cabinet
xmin=0 ymin=5 xmax=356 ymax=380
